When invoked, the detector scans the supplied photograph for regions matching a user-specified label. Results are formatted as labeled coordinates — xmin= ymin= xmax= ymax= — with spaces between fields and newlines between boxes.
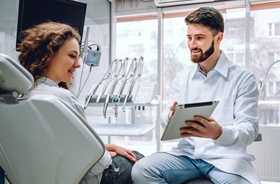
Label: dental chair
xmin=0 ymin=53 xmax=105 ymax=184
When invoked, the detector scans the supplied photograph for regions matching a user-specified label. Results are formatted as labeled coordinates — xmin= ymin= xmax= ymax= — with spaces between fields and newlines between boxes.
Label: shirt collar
xmin=192 ymin=50 xmax=230 ymax=78
xmin=214 ymin=51 xmax=230 ymax=78
xmin=37 ymin=77 xmax=58 ymax=87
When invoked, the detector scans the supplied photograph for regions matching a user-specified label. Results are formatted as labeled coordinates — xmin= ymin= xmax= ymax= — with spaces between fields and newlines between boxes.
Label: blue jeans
xmin=131 ymin=152 xmax=251 ymax=184
xmin=0 ymin=166 xmax=4 ymax=184
xmin=100 ymin=151 xmax=144 ymax=184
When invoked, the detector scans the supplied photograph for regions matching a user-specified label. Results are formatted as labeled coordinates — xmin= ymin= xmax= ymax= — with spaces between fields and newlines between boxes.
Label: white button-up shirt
xmin=161 ymin=51 xmax=260 ymax=183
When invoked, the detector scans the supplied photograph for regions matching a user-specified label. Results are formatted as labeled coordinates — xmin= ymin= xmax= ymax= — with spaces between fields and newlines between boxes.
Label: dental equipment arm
xmin=123 ymin=56 xmax=144 ymax=110
xmin=121 ymin=57 xmax=138 ymax=111
xmin=111 ymin=57 xmax=129 ymax=124
xmin=103 ymin=59 xmax=123 ymax=118
xmin=84 ymin=59 xmax=117 ymax=109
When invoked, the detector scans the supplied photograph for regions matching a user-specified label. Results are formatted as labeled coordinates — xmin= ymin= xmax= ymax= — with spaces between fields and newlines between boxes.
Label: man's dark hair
xmin=185 ymin=7 xmax=224 ymax=36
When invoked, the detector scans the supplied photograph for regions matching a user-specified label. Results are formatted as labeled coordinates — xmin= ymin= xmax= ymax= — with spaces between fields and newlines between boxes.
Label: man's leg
xmin=132 ymin=152 xmax=207 ymax=184
xmin=208 ymin=167 xmax=251 ymax=184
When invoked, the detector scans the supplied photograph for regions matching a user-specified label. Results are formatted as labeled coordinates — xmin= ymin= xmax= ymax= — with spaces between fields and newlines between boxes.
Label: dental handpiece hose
xmin=112 ymin=97 xmax=120 ymax=125
xmin=115 ymin=104 xmax=118 ymax=126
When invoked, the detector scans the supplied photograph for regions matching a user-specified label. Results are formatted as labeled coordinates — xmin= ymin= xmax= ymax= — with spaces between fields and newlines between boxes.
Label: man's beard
xmin=190 ymin=40 xmax=215 ymax=63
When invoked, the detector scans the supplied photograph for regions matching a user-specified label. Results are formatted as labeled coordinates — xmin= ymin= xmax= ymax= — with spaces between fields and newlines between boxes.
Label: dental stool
xmin=0 ymin=53 xmax=105 ymax=184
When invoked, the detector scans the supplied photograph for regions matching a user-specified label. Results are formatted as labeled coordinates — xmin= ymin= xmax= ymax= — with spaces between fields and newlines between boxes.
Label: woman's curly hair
xmin=16 ymin=21 xmax=81 ymax=89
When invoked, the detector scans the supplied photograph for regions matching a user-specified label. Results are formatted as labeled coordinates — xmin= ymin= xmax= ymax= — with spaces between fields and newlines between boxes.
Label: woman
xmin=17 ymin=21 xmax=144 ymax=184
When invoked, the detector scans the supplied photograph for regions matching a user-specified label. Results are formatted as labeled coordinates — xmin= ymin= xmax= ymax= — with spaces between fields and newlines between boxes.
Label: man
xmin=131 ymin=7 xmax=260 ymax=184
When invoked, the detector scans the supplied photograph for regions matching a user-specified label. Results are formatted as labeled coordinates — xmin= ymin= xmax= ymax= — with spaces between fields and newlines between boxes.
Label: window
xmin=275 ymin=22 xmax=280 ymax=35
xmin=115 ymin=17 xmax=159 ymax=155
xmin=268 ymin=22 xmax=280 ymax=36
xmin=251 ymin=2 xmax=280 ymax=126
xmin=113 ymin=1 xmax=280 ymax=153
xmin=227 ymin=51 xmax=245 ymax=65
xmin=225 ymin=18 xmax=245 ymax=39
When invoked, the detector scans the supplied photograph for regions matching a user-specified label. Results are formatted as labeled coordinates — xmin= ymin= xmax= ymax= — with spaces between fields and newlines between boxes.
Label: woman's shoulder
xmin=31 ymin=83 xmax=75 ymax=103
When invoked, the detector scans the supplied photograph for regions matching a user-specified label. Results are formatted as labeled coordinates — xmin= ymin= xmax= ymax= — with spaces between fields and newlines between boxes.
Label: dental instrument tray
xmin=84 ymin=56 xmax=159 ymax=118
xmin=161 ymin=100 xmax=219 ymax=141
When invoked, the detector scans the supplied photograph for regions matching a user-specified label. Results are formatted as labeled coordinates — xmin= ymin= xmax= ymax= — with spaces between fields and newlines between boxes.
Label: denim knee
xmin=131 ymin=157 xmax=146 ymax=182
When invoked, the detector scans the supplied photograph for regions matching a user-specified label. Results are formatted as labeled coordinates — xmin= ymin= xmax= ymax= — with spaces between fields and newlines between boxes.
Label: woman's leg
xmin=131 ymin=152 xmax=211 ymax=184
xmin=100 ymin=151 xmax=144 ymax=184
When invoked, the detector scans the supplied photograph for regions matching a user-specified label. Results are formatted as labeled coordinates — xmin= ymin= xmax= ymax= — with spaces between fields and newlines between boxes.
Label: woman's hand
xmin=105 ymin=144 xmax=137 ymax=163
xmin=108 ymin=151 xmax=117 ymax=158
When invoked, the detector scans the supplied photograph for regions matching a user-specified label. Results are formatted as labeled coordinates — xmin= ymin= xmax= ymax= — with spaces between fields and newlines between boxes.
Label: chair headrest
xmin=0 ymin=53 xmax=34 ymax=94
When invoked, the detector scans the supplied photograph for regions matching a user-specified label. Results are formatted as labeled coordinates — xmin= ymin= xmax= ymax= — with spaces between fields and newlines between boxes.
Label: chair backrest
xmin=0 ymin=53 xmax=33 ymax=95
xmin=0 ymin=53 xmax=105 ymax=184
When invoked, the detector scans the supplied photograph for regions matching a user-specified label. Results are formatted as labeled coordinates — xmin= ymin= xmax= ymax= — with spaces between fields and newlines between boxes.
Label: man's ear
xmin=216 ymin=32 xmax=223 ymax=43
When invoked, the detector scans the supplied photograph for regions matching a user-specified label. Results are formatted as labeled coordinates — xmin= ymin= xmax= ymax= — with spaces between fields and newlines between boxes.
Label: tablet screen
xmin=161 ymin=101 xmax=219 ymax=141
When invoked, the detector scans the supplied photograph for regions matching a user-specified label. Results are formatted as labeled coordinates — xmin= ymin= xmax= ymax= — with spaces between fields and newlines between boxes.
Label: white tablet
xmin=161 ymin=101 xmax=219 ymax=141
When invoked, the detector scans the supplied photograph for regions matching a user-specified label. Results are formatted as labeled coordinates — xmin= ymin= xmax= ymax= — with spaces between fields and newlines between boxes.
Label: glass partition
xmin=250 ymin=2 xmax=280 ymax=125
xmin=114 ymin=16 xmax=159 ymax=155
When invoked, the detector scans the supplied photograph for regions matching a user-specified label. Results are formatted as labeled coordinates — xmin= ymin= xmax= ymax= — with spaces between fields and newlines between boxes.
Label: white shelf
xmin=87 ymin=123 xmax=154 ymax=136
